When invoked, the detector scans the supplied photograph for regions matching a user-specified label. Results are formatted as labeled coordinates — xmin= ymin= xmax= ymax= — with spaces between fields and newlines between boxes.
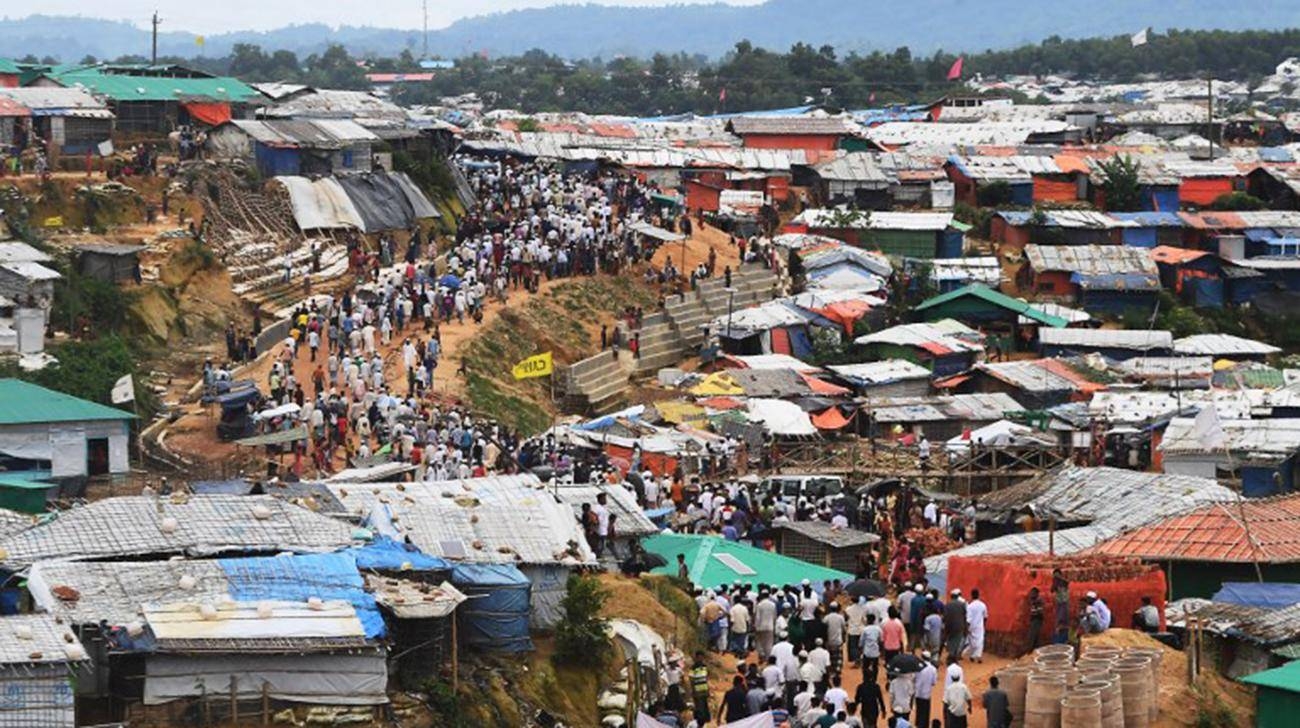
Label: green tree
xmin=1208 ymin=192 xmax=1266 ymax=211
xmin=1097 ymin=155 xmax=1144 ymax=212
xmin=554 ymin=575 xmax=610 ymax=667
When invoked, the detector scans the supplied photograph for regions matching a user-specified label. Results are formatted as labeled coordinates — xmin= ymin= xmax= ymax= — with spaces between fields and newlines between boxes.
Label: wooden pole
xmin=451 ymin=613 xmax=459 ymax=692
xmin=261 ymin=682 xmax=270 ymax=725
xmin=230 ymin=675 xmax=238 ymax=727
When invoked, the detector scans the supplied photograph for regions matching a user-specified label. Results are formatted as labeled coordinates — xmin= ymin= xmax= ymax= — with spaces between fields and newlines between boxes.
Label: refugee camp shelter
xmin=791 ymin=210 xmax=962 ymax=258
xmin=329 ymin=474 xmax=597 ymax=629
xmin=854 ymin=319 xmax=985 ymax=376
xmin=826 ymin=360 xmax=932 ymax=398
xmin=0 ymin=241 xmax=60 ymax=317
xmin=1160 ymin=417 xmax=1300 ymax=496
xmin=1241 ymin=657 xmax=1300 ymax=727
xmin=0 ymin=494 xmax=358 ymax=567
xmin=0 ymin=614 xmax=89 ymax=728
xmin=727 ymin=116 xmax=857 ymax=152
xmin=72 ymin=242 xmax=144 ymax=283
xmin=773 ymin=521 xmax=879 ymax=572
xmin=866 ymin=393 xmax=1026 ymax=441
xmin=0 ymin=87 xmax=112 ymax=154
xmin=277 ymin=172 xmax=440 ymax=233
xmin=1038 ymin=328 xmax=1173 ymax=360
xmin=930 ymin=257 xmax=1002 ymax=293
xmin=1089 ymin=493 xmax=1300 ymax=598
xmin=643 ymin=532 xmax=852 ymax=589
xmin=970 ymin=358 xmax=1106 ymax=409
xmin=914 ymin=285 xmax=1068 ymax=331
xmin=1173 ymin=334 xmax=1282 ymax=362
xmin=27 ymin=550 xmax=397 ymax=719
xmin=1165 ymin=595 xmax=1300 ymax=678
xmin=31 ymin=64 xmax=261 ymax=132
xmin=0 ymin=379 xmax=134 ymax=492
xmin=1021 ymin=244 xmax=1161 ymax=314
xmin=366 ymin=575 xmax=466 ymax=689
xmin=205 ymin=119 xmax=381 ymax=177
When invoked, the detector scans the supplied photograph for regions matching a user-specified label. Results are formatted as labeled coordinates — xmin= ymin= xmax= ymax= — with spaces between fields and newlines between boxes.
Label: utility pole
xmin=1207 ymin=78 xmax=1215 ymax=160
xmin=151 ymin=11 xmax=162 ymax=65
xmin=422 ymin=0 xmax=429 ymax=59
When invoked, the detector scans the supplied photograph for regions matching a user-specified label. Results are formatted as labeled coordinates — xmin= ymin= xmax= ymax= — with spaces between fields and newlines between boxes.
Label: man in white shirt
xmin=923 ymin=500 xmax=938 ymax=526
xmin=728 ymin=599 xmax=751 ymax=657
xmin=845 ymin=597 xmax=868 ymax=665
xmin=913 ymin=653 xmax=938 ymax=728
xmin=761 ymin=655 xmax=783 ymax=698
xmin=824 ymin=674 xmax=849 ymax=716
xmin=965 ymin=589 xmax=989 ymax=663
xmin=592 ymin=493 xmax=610 ymax=556
xmin=942 ymin=664 xmax=973 ymax=727
xmin=753 ymin=591 xmax=778 ymax=660
xmin=807 ymin=638 xmax=831 ymax=690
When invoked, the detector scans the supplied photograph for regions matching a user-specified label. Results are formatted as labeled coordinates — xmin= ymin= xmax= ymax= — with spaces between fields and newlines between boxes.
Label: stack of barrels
xmin=997 ymin=642 xmax=1162 ymax=728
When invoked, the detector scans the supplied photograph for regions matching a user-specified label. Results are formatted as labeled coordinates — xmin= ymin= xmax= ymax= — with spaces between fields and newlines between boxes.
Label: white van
xmin=759 ymin=474 xmax=846 ymax=504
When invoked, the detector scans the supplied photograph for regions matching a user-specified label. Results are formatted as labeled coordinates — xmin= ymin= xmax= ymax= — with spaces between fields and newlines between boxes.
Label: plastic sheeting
xmin=278 ymin=176 xmax=366 ymax=231
xmin=747 ymin=398 xmax=817 ymax=436
xmin=335 ymin=173 xmax=438 ymax=233
xmin=144 ymin=652 xmax=387 ymax=705
xmin=219 ymin=552 xmax=385 ymax=639
xmin=346 ymin=536 xmax=450 ymax=572
xmin=451 ymin=563 xmax=533 ymax=652
xmin=1213 ymin=582 xmax=1300 ymax=609
xmin=182 ymin=101 xmax=231 ymax=126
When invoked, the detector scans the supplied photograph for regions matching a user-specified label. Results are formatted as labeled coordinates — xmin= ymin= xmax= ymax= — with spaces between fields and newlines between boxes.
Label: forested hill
xmin=4 ymin=1 xmax=1300 ymax=61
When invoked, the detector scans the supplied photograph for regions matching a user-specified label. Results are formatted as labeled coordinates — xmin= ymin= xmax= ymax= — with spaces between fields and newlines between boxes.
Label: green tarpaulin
xmin=643 ymin=532 xmax=852 ymax=589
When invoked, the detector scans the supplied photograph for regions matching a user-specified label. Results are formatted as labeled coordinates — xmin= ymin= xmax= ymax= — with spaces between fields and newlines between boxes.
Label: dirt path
xmin=162 ymin=223 xmax=741 ymax=472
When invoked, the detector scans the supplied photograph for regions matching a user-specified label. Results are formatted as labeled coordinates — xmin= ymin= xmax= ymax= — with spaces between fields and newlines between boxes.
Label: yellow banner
xmin=43 ymin=216 xmax=63 ymax=228
xmin=512 ymin=352 xmax=554 ymax=380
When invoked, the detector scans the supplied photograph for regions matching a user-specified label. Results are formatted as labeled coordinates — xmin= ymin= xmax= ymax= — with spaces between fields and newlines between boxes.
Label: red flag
xmin=719 ymin=87 xmax=727 ymax=102
xmin=947 ymin=57 xmax=964 ymax=81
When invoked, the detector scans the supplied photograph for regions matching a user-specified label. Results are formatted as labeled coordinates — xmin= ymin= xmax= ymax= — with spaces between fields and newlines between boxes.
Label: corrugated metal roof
xmin=1166 ymin=598 xmax=1300 ymax=647
xmin=979 ymin=465 xmax=1233 ymax=532
xmin=728 ymin=116 xmax=856 ymax=136
xmin=930 ymin=256 xmax=1001 ymax=283
xmin=28 ymin=559 xmax=231 ymax=625
xmin=0 ymin=86 xmax=110 ymax=115
xmin=776 ymin=521 xmax=880 ymax=548
xmin=813 ymin=153 xmax=892 ymax=184
xmin=0 ymin=96 xmax=28 ymax=117
xmin=1161 ymin=417 xmax=1300 ymax=461
xmin=55 ymin=70 xmax=261 ymax=103
xmin=1039 ymin=327 xmax=1172 ymax=351
xmin=926 ymin=524 xmax=1115 ymax=574
xmin=0 ymin=495 xmax=358 ymax=567
xmin=0 ymin=241 xmax=53 ymax=264
xmin=868 ymin=393 xmax=1025 ymax=424
xmin=1089 ymin=493 xmax=1300 ymax=564
xmin=1 ymin=261 xmax=61 ymax=281
xmin=916 ymin=285 xmax=1069 ymax=327
xmin=976 ymin=359 xmax=1098 ymax=394
xmin=855 ymin=320 xmax=984 ymax=354
xmin=828 ymin=359 xmax=932 ymax=385
xmin=0 ymin=379 xmax=134 ymax=426
xmin=1174 ymin=334 xmax=1282 ymax=357
xmin=867 ymin=120 xmax=1073 ymax=147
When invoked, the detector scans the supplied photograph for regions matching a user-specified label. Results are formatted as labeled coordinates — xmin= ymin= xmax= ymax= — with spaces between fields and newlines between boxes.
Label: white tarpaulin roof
xmin=747 ymin=398 xmax=817 ymax=436
xmin=277 ymin=176 xmax=366 ymax=231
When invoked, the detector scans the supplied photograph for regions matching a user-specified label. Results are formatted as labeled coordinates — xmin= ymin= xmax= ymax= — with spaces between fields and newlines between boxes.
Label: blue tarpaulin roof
xmin=190 ymin=479 xmax=254 ymax=495
xmin=450 ymin=563 xmax=532 ymax=652
xmin=1213 ymin=582 xmax=1300 ymax=609
xmin=347 ymin=536 xmax=450 ymax=572
xmin=219 ymin=552 xmax=385 ymax=639
xmin=1245 ymin=229 xmax=1279 ymax=242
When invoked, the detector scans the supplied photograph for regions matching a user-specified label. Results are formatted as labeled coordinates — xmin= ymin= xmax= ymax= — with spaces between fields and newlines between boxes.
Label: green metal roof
xmin=52 ymin=69 xmax=261 ymax=103
xmin=0 ymin=58 xmax=19 ymax=75
xmin=0 ymin=379 xmax=135 ymax=426
xmin=1241 ymin=659 xmax=1300 ymax=692
xmin=915 ymin=284 xmax=1069 ymax=328
xmin=643 ymin=532 xmax=852 ymax=589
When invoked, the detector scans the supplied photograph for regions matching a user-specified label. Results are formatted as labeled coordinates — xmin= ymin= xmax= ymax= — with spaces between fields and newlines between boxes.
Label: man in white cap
xmin=845 ymin=596 xmax=868 ymax=665
xmin=808 ymin=638 xmax=831 ymax=691
xmin=754 ymin=589 xmax=778 ymax=661
xmin=943 ymin=661 xmax=973 ymax=728
xmin=913 ymin=650 xmax=938 ymax=728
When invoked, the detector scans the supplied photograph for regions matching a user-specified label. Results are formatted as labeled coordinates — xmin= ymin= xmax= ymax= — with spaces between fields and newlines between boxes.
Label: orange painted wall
xmin=991 ymin=217 xmax=1032 ymax=248
xmin=1033 ymin=176 xmax=1079 ymax=203
xmin=740 ymin=134 xmax=840 ymax=152
xmin=1180 ymin=178 xmax=1235 ymax=206
xmin=684 ymin=180 xmax=722 ymax=212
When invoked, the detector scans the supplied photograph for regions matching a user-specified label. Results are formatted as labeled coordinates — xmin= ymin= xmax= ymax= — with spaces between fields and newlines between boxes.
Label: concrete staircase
xmin=562 ymin=264 xmax=783 ymax=414
xmin=563 ymin=348 xmax=632 ymax=415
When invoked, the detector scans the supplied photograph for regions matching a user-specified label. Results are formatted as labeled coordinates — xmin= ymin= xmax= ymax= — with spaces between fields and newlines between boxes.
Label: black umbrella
xmin=845 ymin=578 xmax=887 ymax=600
xmin=887 ymin=653 xmax=925 ymax=675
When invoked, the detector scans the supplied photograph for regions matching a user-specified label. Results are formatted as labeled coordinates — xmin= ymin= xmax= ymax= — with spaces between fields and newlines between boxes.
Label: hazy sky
xmin=15 ymin=1 xmax=766 ymax=34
